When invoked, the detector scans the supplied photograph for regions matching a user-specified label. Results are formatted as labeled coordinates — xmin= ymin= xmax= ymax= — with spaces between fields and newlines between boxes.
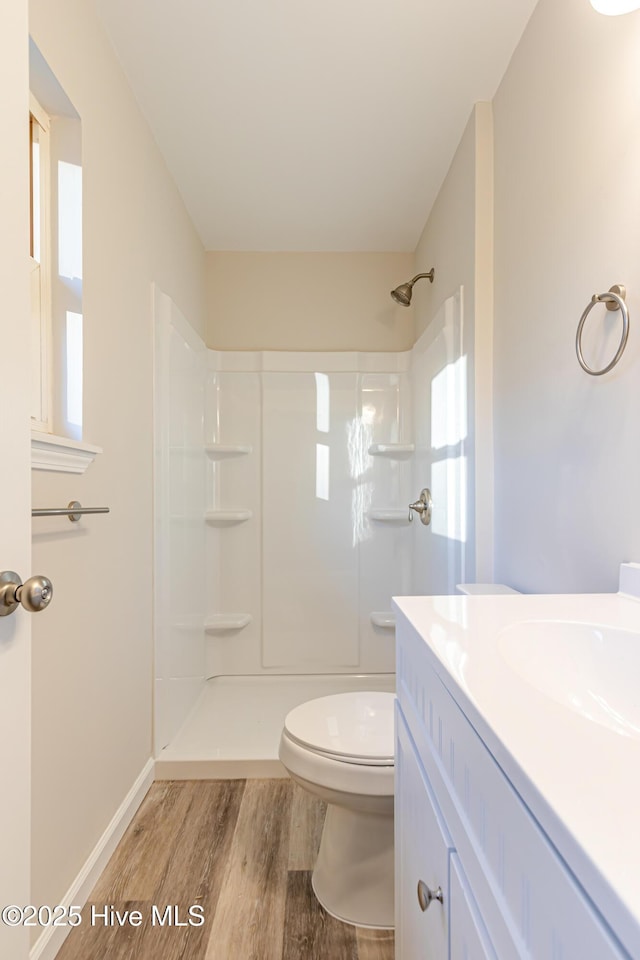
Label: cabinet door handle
xmin=417 ymin=879 xmax=444 ymax=912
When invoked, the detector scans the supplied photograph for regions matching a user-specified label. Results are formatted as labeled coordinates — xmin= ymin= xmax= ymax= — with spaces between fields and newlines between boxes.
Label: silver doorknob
xmin=417 ymin=879 xmax=444 ymax=912
xmin=0 ymin=571 xmax=54 ymax=617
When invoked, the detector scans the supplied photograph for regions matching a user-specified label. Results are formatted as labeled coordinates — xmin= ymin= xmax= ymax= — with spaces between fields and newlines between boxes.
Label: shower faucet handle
xmin=408 ymin=489 xmax=433 ymax=526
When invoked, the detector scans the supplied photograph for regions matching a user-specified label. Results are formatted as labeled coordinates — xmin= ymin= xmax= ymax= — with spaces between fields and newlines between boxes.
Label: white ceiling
xmin=93 ymin=0 xmax=538 ymax=252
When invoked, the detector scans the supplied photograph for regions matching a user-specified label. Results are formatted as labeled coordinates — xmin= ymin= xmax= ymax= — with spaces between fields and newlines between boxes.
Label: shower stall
xmin=153 ymin=284 xmax=472 ymax=776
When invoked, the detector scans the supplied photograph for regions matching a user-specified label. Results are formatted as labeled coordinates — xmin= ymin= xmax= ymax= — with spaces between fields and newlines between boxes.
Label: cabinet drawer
xmin=397 ymin=620 xmax=629 ymax=960
xmin=396 ymin=705 xmax=451 ymax=960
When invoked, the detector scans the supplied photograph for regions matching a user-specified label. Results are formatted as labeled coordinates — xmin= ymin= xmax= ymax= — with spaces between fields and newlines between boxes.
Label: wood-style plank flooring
xmin=55 ymin=779 xmax=395 ymax=960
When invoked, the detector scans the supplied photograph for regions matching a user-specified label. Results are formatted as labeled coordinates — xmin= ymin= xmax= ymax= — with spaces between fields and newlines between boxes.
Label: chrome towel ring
xmin=576 ymin=284 xmax=629 ymax=376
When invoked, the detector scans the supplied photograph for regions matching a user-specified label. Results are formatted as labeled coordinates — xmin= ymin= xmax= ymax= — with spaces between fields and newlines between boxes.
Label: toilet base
xmin=311 ymin=802 xmax=394 ymax=929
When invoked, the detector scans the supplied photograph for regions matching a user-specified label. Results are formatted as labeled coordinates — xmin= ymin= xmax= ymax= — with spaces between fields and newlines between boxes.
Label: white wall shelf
xmin=370 ymin=612 xmax=396 ymax=629
xmin=368 ymin=508 xmax=410 ymax=523
xmin=205 ymin=444 xmax=252 ymax=458
xmin=205 ymin=509 xmax=252 ymax=524
xmin=205 ymin=614 xmax=252 ymax=632
xmin=368 ymin=443 xmax=415 ymax=458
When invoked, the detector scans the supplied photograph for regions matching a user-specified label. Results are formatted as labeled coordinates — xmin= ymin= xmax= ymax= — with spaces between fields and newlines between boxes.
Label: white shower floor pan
xmin=155 ymin=673 xmax=395 ymax=780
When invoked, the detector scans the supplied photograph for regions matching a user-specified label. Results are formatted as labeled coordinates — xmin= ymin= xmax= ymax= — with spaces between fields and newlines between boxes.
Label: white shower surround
xmin=154 ymin=286 xmax=471 ymax=767
xmin=204 ymin=348 xmax=414 ymax=681
xmin=153 ymin=288 xmax=208 ymax=755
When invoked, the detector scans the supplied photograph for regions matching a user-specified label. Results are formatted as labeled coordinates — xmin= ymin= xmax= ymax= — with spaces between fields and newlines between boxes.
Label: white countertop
xmin=393 ymin=588 xmax=640 ymax=959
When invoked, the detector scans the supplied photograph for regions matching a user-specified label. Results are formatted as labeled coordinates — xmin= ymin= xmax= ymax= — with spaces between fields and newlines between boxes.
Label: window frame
xmin=29 ymin=92 xmax=53 ymax=434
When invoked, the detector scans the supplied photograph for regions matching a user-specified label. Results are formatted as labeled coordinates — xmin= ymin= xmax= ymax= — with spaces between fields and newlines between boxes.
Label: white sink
xmin=497 ymin=620 xmax=640 ymax=739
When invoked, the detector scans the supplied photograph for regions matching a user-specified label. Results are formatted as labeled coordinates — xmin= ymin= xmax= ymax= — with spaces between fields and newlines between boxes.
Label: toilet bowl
xmin=278 ymin=690 xmax=395 ymax=929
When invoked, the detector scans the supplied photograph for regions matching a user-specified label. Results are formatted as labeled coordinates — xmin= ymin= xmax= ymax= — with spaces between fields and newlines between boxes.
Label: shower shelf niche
xmin=368 ymin=508 xmax=410 ymax=523
xmin=368 ymin=443 xmax=415 ymax=458
xmin=370 ymin=612 xmax=396 ymax=629
xmin=205 ymin=509 xmax=253 ymax=525
xmin=205 ymin=614 xmax=252 ymax=633
xmin=205 ymin=444 xmax=252 ymax=458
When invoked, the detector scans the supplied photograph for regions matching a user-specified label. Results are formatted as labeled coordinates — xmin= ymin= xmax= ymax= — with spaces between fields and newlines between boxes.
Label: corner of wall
xmin=410 ymin=102 xmax=495 ymax=586
xmin=473 ymin=101 xmax=495 ymax=583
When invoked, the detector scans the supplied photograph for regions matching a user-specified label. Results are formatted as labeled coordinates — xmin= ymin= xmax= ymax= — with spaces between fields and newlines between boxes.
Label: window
xmin=29 ymin=94 xmax=52 ymax=432
xmin=30 ymin=38 xmax=88 ymax=449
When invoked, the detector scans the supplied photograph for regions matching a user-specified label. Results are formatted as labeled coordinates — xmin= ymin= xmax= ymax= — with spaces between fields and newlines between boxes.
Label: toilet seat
xmin=283 ymin=691 xmax=395 ymax=766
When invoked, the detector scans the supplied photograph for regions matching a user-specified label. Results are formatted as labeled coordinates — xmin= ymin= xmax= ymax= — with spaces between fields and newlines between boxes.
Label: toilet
xmin=278 ymin=690 xmax=395 ymax=929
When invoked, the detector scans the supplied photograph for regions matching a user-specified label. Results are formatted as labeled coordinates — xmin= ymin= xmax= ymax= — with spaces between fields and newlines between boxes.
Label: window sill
xmin=31 ymin=431 xmax=102 ymax=474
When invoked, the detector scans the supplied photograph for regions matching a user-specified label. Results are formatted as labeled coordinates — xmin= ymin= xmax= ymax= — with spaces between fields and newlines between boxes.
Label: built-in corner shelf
xmin=368 ymin=508 xmax=410 ymax=523
xmin=368 ymin=443 xmax=415 ymax=458
xmin=370 ymin=612 xmax=396 ymax=629
xmin=205 ymin=614 xmax=252 ymax=633
xmin=205 ymin=509 xmax=252 ymax=525
xmin=205 ymin=444 xmax=252 ymax=458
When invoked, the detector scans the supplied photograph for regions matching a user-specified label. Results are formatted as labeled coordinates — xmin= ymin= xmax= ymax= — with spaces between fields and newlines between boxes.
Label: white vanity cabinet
xmin=396 ymin=707 xmax=496 ymax=960
xmin=449 ymin=854 xmax=497 ymax=960
xmin=395 ymin=708 xmax=451 ymax=959
xmin=394 ymin=605 xmax=633 ymax=960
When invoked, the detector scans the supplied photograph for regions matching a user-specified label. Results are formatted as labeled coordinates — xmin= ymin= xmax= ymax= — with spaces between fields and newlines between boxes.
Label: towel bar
xmin=32 ymin=501 xmax=110 ymax=522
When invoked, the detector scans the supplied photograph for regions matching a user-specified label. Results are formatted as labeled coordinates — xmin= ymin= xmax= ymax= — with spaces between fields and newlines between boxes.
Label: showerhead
xmin=390 ymin=282 xmax=413 ymax=306
xmin=390 ymin=269 xmax=435 ymax=306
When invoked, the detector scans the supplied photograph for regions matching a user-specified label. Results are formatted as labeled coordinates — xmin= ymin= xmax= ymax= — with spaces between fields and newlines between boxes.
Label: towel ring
xmin=576 ymin=284 xmax=629 ymax=376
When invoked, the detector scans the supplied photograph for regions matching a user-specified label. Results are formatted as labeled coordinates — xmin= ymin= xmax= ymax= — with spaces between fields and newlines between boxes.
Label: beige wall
xmin=29 ymin=0 xmax=205 ymax=917
xmin=413 ymin=114 xmax=476 ymax=344
xmin=412 ymin=103 xmax=495 ymax=581
xmin=492 ymin=0 xmax=640 ymax=593
xmin=206 ymin=251 xmax=416 ymax=352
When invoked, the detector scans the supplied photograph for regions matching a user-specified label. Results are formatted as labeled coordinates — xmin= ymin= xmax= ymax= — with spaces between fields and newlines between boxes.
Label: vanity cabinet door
xmin=396 ymin=705 xmax=452 ymax=960
xmin=450 ymin=854 xmax=497 ymax=960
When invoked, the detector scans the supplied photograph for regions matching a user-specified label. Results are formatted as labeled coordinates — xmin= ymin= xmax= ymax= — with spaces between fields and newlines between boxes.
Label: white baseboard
xmin=30 ymin=758 xmax=155 ymax=960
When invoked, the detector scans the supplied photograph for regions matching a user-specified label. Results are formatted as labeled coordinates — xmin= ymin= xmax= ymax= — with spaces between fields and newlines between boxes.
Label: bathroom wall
xmin=205 ymin=252 xmax=416 ymax=352
xmin=29 ymin=0 xmax=205 ymax=925
xmin=492 ymin=0 xmax=640 ymax=592
xmin=410 ymin=104 xmax=495 ymax=583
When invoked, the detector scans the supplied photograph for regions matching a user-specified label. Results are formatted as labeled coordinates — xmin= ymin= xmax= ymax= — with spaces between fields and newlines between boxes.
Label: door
xmin=0 ymin=2 xmax=33 ymax=958
xmin=411 ymin=287 xmax=470 ymax=595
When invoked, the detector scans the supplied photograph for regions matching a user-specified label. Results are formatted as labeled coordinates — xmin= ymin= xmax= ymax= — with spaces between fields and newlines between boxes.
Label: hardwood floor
xmin=55 ymin=779 xmax=395 ymax=960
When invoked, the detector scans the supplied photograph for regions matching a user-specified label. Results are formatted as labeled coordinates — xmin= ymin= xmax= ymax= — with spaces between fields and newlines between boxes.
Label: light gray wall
xmin=29 ymin=0 xmax=205 ymax=917
xmin=493 ymin=0 xmax=640 ymax=593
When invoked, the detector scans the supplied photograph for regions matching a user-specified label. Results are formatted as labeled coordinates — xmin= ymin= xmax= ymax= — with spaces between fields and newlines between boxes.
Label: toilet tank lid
xmin=284 ymin=691 xmax=395 ymax=762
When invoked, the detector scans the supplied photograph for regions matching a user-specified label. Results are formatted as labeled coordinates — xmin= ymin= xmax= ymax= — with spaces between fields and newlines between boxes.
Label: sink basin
xmin=497 ymin=620 xmax=640 ymax=739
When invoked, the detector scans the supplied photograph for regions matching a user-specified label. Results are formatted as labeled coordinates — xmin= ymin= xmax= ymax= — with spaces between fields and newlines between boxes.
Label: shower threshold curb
xmin=154 ymin=757 xmax=289 ymax=780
